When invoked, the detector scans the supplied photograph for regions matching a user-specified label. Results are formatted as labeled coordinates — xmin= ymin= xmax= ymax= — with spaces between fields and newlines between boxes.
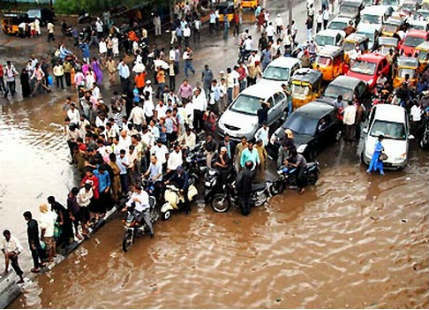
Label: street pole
xmin=288 ymin=0 xmax=293 ymax=26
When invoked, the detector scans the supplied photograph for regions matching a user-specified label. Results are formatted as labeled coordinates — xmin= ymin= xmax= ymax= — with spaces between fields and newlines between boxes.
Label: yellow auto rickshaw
xmin=343 ymin=33 xmax=369 ymax=63
xmin=1 ymin=13 xmax=28 ymax=35
xmin=217 ymin=2 xmax=235 ymax=22
xmin=291 ymin=68 xmax=323 ymax=108
xmin=313 ymin=46 xmax=346 ymax=82
xmin=393 ymin=56 xmax=419 ymax=88
xmin=241 ymin=0 xmax=259 ymax=9
xmin=415 ymin=41 xmax=429 ymax=72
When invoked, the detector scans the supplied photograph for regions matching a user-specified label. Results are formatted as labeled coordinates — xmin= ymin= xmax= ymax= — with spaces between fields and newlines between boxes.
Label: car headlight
xmin=395 ymin=153 xmax=407 ymax=161
xmin=297 ymin=144 xmax=307 ymax=154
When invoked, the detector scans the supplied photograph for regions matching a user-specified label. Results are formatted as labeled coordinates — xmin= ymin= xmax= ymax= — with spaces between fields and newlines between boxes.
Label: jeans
xmin=9 ymin=254 xmax=23 ymax=277
xmin=30 ymin=243 xmax=44 ymax=269
xmin=136 ymin=209 xmax=154 ymax=235
xmin=184 ymin=60 xmax=195 ymax=77
xmin=4 ymin=81 xmax=16 ymax=97
xmin=120 ymin=173 xmax=129 ymax=194
xmin=239 ymin=79 xmax=247 ymax=92
xmin=227 ymin=87 xmax=233 ymax=104
xmin=64 ymin=72 xmax=71 ymax=86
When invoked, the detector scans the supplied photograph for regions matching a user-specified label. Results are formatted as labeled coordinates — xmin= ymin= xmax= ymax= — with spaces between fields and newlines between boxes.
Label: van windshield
xmin=361 ymin=14 xmax=382 ymax=25
xmin=230 ymin=94 xmax=262 ymax=115
xmin=370 ymin=120 xmax=406 ymax=140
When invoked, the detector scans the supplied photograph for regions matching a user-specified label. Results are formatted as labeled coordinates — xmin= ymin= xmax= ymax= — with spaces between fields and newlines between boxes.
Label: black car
xmin=317 ymin=75 xmax=371 ymax=108
xmin=26 ymin=8 xmax=55 ymax=26
xmin=268 ymin=102 xmax=342 ymax=161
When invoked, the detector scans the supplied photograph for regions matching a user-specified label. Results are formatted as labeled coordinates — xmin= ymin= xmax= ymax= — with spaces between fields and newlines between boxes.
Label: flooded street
xmin=0 ymin=0 xmax=428 ymax=308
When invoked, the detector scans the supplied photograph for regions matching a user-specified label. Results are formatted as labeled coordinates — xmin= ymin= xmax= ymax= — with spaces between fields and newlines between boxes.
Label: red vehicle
xmin=346 ymin=53 xmax=390 ymax=90
xmin=398 ymin=30 xmax=429 ymax=56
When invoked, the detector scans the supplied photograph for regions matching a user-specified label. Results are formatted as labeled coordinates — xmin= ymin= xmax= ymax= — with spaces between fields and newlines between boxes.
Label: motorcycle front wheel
xmin=122 ymin=230 xmax=134 ymax=252
xmin=211 ymin=194 xmax=231 ymax=213
xmin=253 ymin=192 xmax=267 ymax=207
xmin=269 ymin=181 xmax=285 ymax=196
xmin=307 ymin=171 xmax=319 ymax=185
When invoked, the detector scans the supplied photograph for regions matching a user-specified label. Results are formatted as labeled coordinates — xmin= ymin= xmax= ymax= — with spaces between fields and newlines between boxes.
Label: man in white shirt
xmin=192 ymin=88 xmax=207 ymax=132
xmin=265 ymin=22 xmax=275 ymax=41
xmin=254 ymin=123 xmax=270 ymax=146
xmin=47 ymin=22 xmax=55 ymax=42
xmin=155 ymin=100 xmax=168 ymax=119
xmin=167 ymin=144 xmax=183 ymax=173
xmin=118 ymin=130 xmax=132 ymax=152
xmin=275 ymin=14 xmax=284 ymax=34
xmin=343 ymin=102 xmax=357 ymax=142
xmin=151 ymin=140 xmax=169 ymax=165
xmin=67 ymin=103 xmax=80 ymax=125
xmin=1 ymin=230 xmax=24 ymax=283
xmin=123 ymin=184 xmax=153 ymax=236
xmin=181 ymin=126 xmax=196 ymax=149
xmin=128 ymin=103 xmax=146 ymax=128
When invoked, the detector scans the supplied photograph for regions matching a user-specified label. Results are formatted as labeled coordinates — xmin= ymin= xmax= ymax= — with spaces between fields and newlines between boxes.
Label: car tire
xmin=335 ymin=129 xmax=342 ymax=142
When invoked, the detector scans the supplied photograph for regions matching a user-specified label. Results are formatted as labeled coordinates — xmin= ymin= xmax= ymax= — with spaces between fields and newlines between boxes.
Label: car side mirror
xmin=363 ymin=127 xmax=368 ymax=134
xmin=408 ymin=134 xmax=415 ymax=140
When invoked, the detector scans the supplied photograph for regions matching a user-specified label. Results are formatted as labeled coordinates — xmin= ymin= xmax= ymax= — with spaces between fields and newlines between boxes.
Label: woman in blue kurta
xmin=367 ymin=135 xmax=385 ymax=175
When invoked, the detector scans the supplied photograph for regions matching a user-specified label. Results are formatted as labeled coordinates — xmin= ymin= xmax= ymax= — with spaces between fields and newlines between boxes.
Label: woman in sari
xmin=91 ymin=57 xmax=103 ymax=85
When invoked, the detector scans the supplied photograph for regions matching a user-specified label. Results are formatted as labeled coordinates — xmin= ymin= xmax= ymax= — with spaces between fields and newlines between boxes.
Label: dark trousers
xmin=193 ymin=30 xmax=200 ymax=44
xmin=296 ymin=165 xmax=307 ymax=190
xmin=120 ymin=77 xmax=130 ymax=94
xmin=193 ymin=109 xmax=203 ymax=132
xmin=48 ymin=33 xmax=55 ymax=42
xmin=10 ymin=254 xmax=23 ymax=277
xmin=64 ymin=72 xmax=71 ymax=86
xmin=55 ymin=75 xmax=64 ymax=89
xmin=30 ymin=244 xmax=43 ymax=269
xmin=316 ymin=23 xmax=322 ymax=33
xmin=169 ymin=75 xmax=176 ymax=91
xmin=120 ymin=173 xmax=129 ymax=194
xmin=4 ymin=81 xmax=16 ymax=97
xmin=0 ymin=77 xmax=5 ymax=93
xmin=209 ymin=23 xmax=215 ymax=34
xmin=238 ymin=195 xmax=251 ymax=216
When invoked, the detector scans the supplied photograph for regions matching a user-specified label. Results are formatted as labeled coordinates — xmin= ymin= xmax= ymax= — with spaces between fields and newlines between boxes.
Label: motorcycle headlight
xmin=297 ymin=144 xmax=307 ymax=154
xmin=208 ymin=169 xmax=217 ymax=176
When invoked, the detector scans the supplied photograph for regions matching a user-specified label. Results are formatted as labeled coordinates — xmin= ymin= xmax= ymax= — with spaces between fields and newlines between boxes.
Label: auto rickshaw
xmin=415 ymin=41 xmax=429 ymax=72
xmin=1 ymin=13 xmax=28 ymax=35
xmin=393 ymin=56 xmax=419 ymax=88
xmin=290 ymin=68 xmax=323 ymax=108
xmin=313 ymin=46 xmax=347 ymax=82
xmin=377 ymin=36 xmax=399 ymax=55
xmin=343 ymin=33 xmax=369 ymax=63
xmin=381 ymin=17 xmax=404 ymax=37
xmin=217 ymin=1 xmax=235 ymax=23
xmin=241 ymin=0 xmax=259 ymax=9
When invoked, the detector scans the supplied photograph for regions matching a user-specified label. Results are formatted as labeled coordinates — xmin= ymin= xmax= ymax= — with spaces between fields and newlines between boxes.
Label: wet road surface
xmin=1 ymin=0 xmax=429 ymax=308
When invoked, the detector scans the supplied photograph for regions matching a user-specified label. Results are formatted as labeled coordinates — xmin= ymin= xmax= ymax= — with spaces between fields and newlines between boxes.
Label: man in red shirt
xmin=237 ymin=62 xmax=247 ymax=92
xmin=80 ymin=168 xmax=100 ymax=221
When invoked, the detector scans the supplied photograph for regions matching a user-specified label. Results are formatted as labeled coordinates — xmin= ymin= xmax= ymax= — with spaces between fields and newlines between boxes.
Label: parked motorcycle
xmin=210 ymin=180 xmax=273 ymax=213
xmin=183 ymin=143 xmax=208 ymax=180
xmin=269 ymin=162 xmax=320 ymax=195
xmin=419 ymin=122 xmax=429 ymax=149
xmin=122 ymin=196 xmax=157 ymax=252
xmin=203 ymin=168 xmax=236 ymax=204
xmin=160 ymin=180 xmax=198 ymax=220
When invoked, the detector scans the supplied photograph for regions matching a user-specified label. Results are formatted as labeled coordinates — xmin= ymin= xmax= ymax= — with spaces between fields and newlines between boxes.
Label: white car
xmin=216 ymin=85 xmax=288 ymax=140
xmin=356 ymin=23 xmax=379 ymax=50
xmin=328 ymin=17 xmax=354 ymax=31
xmin=358 ymin=5 xmax=394 ymax=32
xmin=314 ymin=29 xmax=346 ymax=49
xmin=361 ymin=104 xmax=412 ymax=170
xmin=260 ymin=57 xmax=301 ymax=88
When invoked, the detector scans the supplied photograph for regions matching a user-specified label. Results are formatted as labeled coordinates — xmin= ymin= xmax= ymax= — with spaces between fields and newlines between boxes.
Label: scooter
xmin=160 ymin=181 xmax=198 ymax=220
xmin=269 ymin=161 xmax=320 ymax=195
xmin=122 ymin=196 xmax=157 ymax=252
xmin=210 ymin=180 xmax=273 ymax=213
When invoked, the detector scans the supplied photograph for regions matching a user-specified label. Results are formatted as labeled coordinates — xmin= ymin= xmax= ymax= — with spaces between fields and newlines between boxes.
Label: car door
xmin=269 ymin=92 xmax=287 ymax=124
xmin=266 ymin=96 xmax=276 ymax=124
xmin=312 ymin=114 xmax=334 ymax=155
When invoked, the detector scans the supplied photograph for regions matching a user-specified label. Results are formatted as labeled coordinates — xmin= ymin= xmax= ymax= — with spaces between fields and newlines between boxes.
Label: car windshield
xmin=370 ymin=120 xmax=406 ymax=140
xmin=316 ymin=56 xmax=332 ymax=65
xmin=357 ymin=31 xmax=374 ymax=42
xmin=329 ymin=21 xmax=347 ymax=30
xmin=409 ymin=23 xmax=425 ymax=31
xmin=324 ymin=84 xmax=353 ymax=101
xmin=27 ymin=10 xmax=41 ymax=18
xmin=263 ymin=66 xmax=290 ymax=81
xmin=361 ymin=14 xmax=382 ymax=25
xmin=343 ymin=41 xmax=356 ymax=52
xmin=350 ymin=60 xmax=377 ymax=75
xmin=418 ymin=51 xmax=428 ymax=60
xmin=398 ymin=68 xmax=416 ymax=78
xmin=230 ymin=94 xmax=262 ymax=115
xmin=382 ymin=0 xmax=399 ymax=5
xmin=340 ymin=4 xmax=358 ymax=15
xmin=283 ymin=113 xmax=318 ymax=136
xmin=404 ymin=36 xmax=425 ymax=47
xmin=401 ymin=3 xmax=415 ymax=10
xmin=292 ymin=84 xmax=310 ymax=98
xmin=382 ymin=24 xmax=398 ymax=33
xmin=379 ymin=46 xmax=392 ymax=55
xmin=315 ymin=35 xmax=335 ymax=46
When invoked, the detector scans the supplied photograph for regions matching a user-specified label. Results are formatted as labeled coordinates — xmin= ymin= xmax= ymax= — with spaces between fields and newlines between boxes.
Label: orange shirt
xmin=135 ymin=72 xmax=146 ymax=88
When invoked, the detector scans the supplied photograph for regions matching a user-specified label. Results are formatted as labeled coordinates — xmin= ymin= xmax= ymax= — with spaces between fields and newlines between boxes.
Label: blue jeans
xmin=227 ymin=87 xmax=233 ymax=104
xmin=184 ymin=60 xmax=195 ymax=78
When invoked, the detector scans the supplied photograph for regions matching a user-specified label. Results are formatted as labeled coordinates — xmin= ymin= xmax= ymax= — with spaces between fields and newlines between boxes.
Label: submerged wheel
xmin=307 ymin=172 xmax=319 ymax=185
xmin=122 ymin=231 xmax=133 ymax=252
xmin=211 ymin=194 xmax=231 ymax=213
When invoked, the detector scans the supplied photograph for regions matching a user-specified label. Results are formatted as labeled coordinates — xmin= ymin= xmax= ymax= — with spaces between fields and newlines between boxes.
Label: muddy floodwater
xmin=1 ymin=93 xmax=428 ymax=308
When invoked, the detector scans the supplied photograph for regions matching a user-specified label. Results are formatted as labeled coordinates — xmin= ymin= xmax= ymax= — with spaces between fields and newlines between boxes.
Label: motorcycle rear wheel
xmin=211 ymin=194 xmax=231 ymax=213
xmin=122 ymin=230 xmax=133 ymax=252
xmin=307 ymin=171 xmax=319 ymax=185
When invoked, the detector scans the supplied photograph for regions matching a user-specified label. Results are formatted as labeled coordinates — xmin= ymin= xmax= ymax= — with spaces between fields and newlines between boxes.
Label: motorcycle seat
xmin=251 ymin=183 xmax=266 ymax=191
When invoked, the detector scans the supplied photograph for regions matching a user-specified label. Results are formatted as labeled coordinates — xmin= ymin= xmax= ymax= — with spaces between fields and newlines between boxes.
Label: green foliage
xmin=54 ymin=0 xmax=174 ymax=14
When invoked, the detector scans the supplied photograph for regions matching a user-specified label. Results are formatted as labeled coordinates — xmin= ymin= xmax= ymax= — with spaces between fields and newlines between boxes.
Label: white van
xmin=358 ymin=5 xmax=394 ymax=32
xmin=361 ymin=104 xmax=412 ymax=170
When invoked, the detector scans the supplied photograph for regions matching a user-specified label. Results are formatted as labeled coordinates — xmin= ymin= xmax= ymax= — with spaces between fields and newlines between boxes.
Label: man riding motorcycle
xmin=122 ymin=184 xmax=154 ymax=237
xmin=165 ymin=166 xmax=190 ymax=214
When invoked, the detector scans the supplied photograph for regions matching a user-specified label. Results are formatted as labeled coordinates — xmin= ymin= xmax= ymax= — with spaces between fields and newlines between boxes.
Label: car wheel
xmin=335 ymin=130 xmax=342 ymax=142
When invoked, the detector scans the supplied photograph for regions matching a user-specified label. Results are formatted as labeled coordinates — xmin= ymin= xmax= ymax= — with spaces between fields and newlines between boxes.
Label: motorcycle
xmin=160 ymin=180 xmax=198 ymax=220
xmin=419 ymin=122 xmax=429 ymax=149
xmin=183 ymin=143 xmax=208 ymax=180
xmin=210 ymin=180 xmax=273 ymax=213
xmin=122 ymin=196 xmax=157 ymax=252
xmin=269 ymin=162 xmax=320 ymax=195
xmin=203 ymin=168 xmax=236 ymax=204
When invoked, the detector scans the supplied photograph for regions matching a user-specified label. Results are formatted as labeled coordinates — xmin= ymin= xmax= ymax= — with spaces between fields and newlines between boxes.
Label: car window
xmin=267 ymin=97 xmax=274 ymax=108
xmin=356 ymin=82 xmax=366 ymax=97
xmin=273 ymin=92 xmax=286 ymax=105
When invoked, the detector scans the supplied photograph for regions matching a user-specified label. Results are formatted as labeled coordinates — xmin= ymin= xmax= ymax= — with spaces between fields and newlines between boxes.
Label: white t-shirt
xmin=39 ymin=211 xmax=57 ymax=238
xmin=151 ymin=144 xmax=169 ymax=164
xmin=167 ymin=150 xmax=183 ymax=171
xmin=410 ymin=105 xmax=422 ymax=122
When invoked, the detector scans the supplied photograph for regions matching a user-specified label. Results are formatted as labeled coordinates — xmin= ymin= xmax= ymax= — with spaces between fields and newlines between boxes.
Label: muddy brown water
xmin=2 ymin=94 xmax=428 ymax=308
